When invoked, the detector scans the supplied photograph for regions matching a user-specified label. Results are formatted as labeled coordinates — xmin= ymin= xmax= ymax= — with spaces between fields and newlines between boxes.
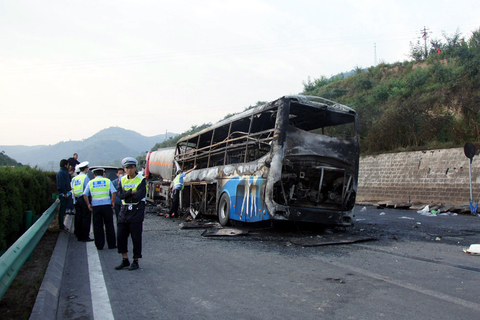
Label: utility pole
xmin=420 ymin=26 xmax=431 ymax=59
xmin=374 ymin=43 xmax=377 ymax=66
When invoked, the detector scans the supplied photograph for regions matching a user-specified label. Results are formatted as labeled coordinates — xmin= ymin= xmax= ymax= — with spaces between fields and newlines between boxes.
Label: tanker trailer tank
xmin=145 ymin=147 xmax=176 ymax=205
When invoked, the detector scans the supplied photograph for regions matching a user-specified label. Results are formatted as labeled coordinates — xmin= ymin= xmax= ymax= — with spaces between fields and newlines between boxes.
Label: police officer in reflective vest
xmin=166 ymin=165 xmax=196 ymax=218
xmin=83 ymin=168 xmax=117 ymax=250
xmin=71 ymin=161 xmax=93 ymax=242
xmin=115 ymin=157 xmax=147 ymax=271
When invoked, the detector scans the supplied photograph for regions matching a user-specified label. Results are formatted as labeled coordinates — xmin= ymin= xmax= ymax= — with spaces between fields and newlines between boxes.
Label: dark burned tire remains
xmin=218 ymin=193 xmax=230 ymax=226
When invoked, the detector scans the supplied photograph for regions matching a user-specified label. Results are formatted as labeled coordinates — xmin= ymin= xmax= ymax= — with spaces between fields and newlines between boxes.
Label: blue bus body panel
xmin=221 ymin=176 xmax=269 ymax=223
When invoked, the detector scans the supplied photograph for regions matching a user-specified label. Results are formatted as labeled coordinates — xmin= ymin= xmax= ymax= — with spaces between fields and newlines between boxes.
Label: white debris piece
xmin=379 ymin=212 xmax=385 ymax=215
xmin=360 ymin=207 xmax=367 ymax=212
xmin=417 ymin=205 xmax=437 ymax=216
xmin=417 ymin=205 xmax=429 ymax=214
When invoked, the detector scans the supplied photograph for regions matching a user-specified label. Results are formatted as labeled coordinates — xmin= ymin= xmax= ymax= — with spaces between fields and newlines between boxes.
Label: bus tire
xmin=218 ymin=193 xmax=230 ymax=226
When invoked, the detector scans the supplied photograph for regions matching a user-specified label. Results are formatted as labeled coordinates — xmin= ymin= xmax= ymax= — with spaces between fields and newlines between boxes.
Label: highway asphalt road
xmin=52 ymin=205 xmax=480 ymax=319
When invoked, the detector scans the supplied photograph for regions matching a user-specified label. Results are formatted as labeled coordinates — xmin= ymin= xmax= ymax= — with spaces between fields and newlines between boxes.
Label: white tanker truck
xmin=143 ymin=147 xmax=177 ymax=206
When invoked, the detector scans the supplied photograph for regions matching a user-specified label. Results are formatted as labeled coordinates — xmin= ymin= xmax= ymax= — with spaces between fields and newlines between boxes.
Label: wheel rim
xmin=220 ymin=200 xmax=227 ymax=220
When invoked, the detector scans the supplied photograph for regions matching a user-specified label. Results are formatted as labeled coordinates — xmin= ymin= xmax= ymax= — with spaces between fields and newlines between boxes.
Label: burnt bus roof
xmin=177 ymin=95 xmax=356 ymax=145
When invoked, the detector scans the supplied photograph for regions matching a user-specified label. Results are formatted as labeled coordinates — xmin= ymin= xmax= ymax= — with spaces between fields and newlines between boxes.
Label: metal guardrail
xmin=0 ymin=199 xmax=59 ymax=299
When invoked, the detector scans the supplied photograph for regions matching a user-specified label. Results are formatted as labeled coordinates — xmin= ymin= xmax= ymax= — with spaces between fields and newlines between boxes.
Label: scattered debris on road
xmin=179 ymin=221 xmax=220 ymax=229
xmin=201 ymin=228 xmax=249 ymax=237
xmin=288 ymin=234 xmax=375 ymax=247
xmin=360 ymin=201 xmax=473 ymax=215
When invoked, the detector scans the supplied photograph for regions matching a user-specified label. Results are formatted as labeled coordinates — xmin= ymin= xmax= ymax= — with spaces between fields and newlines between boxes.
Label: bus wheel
xmin=218 ymin=193 xmax=230 ymax=226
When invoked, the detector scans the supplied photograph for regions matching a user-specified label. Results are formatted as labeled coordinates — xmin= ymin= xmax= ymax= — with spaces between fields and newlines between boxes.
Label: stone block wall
xmin=356 ymin=148 xmax=480 ymax=205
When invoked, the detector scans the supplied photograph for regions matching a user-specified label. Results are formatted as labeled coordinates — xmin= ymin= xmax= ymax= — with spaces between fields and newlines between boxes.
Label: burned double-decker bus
xmin=175 ymin=95 xmax=360 ymax=226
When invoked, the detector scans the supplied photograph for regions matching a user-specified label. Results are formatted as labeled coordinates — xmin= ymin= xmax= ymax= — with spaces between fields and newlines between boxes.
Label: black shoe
xmin=85 ymin=238 xmax=94 ymax=242
xmin=128 ymin=260 xmax=139 ymax=270
xmin=115 ymin=259 xmax=130 ymax=270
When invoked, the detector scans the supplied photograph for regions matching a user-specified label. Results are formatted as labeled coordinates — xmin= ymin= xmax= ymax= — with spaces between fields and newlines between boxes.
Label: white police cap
xmin=78 ymin=161 xmax=89 ymax=169
xmin=92 ymin=167 xmax=105 ymax=175
xmin=122 ymin=157 xmax=138 ymax=167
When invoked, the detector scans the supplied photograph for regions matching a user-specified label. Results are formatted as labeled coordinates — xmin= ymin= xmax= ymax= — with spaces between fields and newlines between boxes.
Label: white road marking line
xmin=86 ymin=242 xmax=115 ymax=320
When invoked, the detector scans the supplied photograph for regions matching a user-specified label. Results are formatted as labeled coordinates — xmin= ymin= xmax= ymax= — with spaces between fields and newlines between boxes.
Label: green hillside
xmin=0 ymin=152 xmax=22 ymax=167
xmin=302 ymin=28 xmax=480 ymax=154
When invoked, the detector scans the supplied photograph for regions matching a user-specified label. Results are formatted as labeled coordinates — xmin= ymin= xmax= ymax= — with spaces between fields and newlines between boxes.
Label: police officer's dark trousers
xmin=168 ymin=189 xmax=180 ymax=216
xmin=117 ymin=202 xmax=145 ymax=259
xmin=74 ymin=196 xmax=91 ymax=241
xmin=92 ymin=204 xmax=116 ymax=249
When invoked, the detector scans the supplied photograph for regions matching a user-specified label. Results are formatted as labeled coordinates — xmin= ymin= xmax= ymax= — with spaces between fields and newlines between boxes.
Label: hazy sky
xmin=1 ymin=0 xmax=479 ymax=146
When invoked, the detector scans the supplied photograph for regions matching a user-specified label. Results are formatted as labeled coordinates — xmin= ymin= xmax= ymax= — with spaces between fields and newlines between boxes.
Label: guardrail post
xmin=25 ymin=210 xmax=33 ymax=231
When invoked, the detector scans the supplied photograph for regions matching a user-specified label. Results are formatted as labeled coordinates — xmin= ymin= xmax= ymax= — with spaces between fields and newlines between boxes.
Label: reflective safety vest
xmin=88 ymin=177 xmax=111 ymax=202
xmin=121 ymin=174 xmax=145 ymax=205
xmin=173 ymin=174 xmax=184 ymax=191
xmin=72 ymin=174 xmax=88 ymax=197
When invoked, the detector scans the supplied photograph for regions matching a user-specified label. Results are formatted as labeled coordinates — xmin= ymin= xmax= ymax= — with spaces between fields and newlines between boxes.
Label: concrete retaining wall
xmin=357 ymin=148 xmax=480 ymax=205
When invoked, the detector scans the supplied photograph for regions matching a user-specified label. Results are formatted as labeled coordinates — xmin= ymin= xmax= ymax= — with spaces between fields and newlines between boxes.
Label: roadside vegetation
xmin=0 ymin=166 xmax=56 ymax=251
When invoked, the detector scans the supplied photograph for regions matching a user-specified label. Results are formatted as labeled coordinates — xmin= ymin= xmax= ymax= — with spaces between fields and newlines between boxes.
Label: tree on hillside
xmin=409 ymin=29 xmax=465 ymax=61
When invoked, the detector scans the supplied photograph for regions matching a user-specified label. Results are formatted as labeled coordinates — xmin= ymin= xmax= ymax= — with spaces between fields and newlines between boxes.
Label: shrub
xmin=0 ymin=167 xmax=55 ymax=251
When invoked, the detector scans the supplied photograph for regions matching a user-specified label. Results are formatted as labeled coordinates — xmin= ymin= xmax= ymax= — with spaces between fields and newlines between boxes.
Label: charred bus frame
xmin=175 ymin=95 xmax=360 ymax=226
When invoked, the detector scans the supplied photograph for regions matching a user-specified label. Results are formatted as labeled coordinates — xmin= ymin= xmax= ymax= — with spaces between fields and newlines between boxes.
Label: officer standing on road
xmin=71 ymin=161 xmax=93 ymax=242
xmin=115 ymin=157 xmax=147 ymax=271
xmin=56 ymin=159 xmax=72 ymax=231
xmin=83 ymin=168 xmax=117 ymax=250
xmin=166 ymin=166 xmax=196 ymax=218
xmin=111 ymin=167 xmax=125 ymax=221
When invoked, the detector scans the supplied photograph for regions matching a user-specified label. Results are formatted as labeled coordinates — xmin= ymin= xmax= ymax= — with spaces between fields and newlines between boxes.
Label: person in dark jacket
xmin=114 ymin=157 xmax=147 ymax=271
xmin=111 ymin=168 xmax=125 ymax=220
xmin=67 ymin=153 xmax=80 ymax=171
xmin=56 ymin=159 xmax=72 ymax=231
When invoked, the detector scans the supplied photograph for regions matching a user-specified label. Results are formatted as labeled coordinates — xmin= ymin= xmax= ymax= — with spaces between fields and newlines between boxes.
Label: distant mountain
xmin=0 ymin=127 xmax=177 ymax=171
